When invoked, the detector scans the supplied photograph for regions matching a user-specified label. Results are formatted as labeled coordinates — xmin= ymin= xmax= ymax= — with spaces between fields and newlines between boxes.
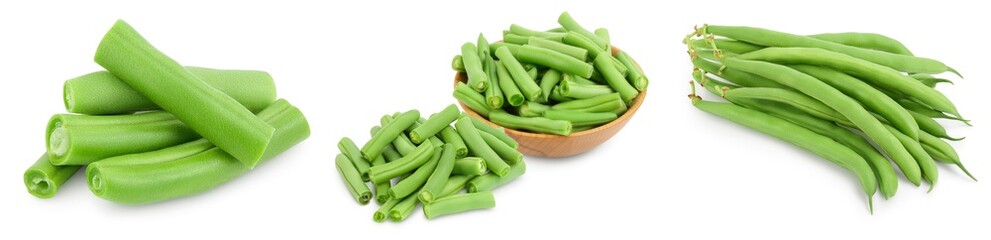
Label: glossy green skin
xmin=723 ymin=57 xmax=920 ymax=185
xmin=64 ymin=67 xmax=276 ymax=115
xmin=593 ymin=53 xmax=638 ymax=104
xmin=440 ymin=175 xmax=471 ymax=197
xmin=452 ymin=55 xmax=465 ymax=72
xmin=338 ymin=137 xmax=370 ymax=181
xmin=390 ymin=147 xmax=441 ymax=199
xmin=737 ymin=47 xmax=960 ymax=117
xmin=558 ymin=12 xmax=608 ymax=50
xmin=724 ymin=87 xmax=848 ymax=124
xmin=470 ymin=117 xmax=518 ymax=149
xmin=909 ymin=111 xmax=960 ymax=140
xmin=370 ymin=155 xmax=391 ymax=205
xmin=461 ymin=42 xmax=488 ymax=92
xmin=452 ymin=157 xmax=487 ymax=176
xmin=423 ymin=191 xmax=496 ymax=220
xmin=456 ymin=117 xmax=511 ymax=177
xmin=95 ymin=20 xmax=274 ymax=168
xmin=454 ymin=82 xmax=490 ymax=117
xmin=468 ymin=161 xmax=526 ymax=193
xmin=883 ymin=124 xmax=938 ymax=191
xmin=691 ymin=97 xmax=877 ymax=210
xmin=367 ymin=141 xmax=434 ymax=185
xmin=477 ymin=131 xmax=523 ymax=165
xmin=495 ymin=60 xmax=525 ymax=107
xmin=538 ymin=69 xmax=563 ymax=103
xmin=337 ymin=154 xmax=372 ymax=205
xmin=439 ymin=126 xmax=468 ymax=158
xmin=489 ymin=111 xmax=572 ymax=136
xmin=550 ymin=92 xmax=627 ymax=115
xmin=46 ymin=111 xmax=200 ymax=166
xmin=362 ymin=110 xmax=419 ymax=160
xmin=616 ymin=51 xmax=648 ymax=91
xmin=419 ymin=144 xmax=457 ymax=204
xmin=496 ymin=47 xmax=541 ymax=101
xmin=706 ymin=25 xmax=953 ymax=74
xmin=516 ymin=45 xmax=594 ymax=79
xmin=502 ymin=33 xmax=530 ymax=45
xmin=528 ymin=37 xmax=588 ymax=61
xmin=543 ymin=110 xmax=617 ymax=127
xmin=24 ymin=154 xmax=81 ymax=199
xmin=410 ymin=104 xmax=460 ymax=144
xmin=86 ymin=99 xmax=310 ymax=204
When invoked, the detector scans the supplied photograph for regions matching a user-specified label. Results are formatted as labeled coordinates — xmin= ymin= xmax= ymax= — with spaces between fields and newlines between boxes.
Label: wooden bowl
xmin=455 ymin=46 xmax=647 ymax=158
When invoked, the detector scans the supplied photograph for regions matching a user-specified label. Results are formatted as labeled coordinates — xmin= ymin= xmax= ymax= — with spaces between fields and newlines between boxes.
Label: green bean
xmin=468 ymin=161 xmax=526 ymax=193
xmin=362 ymin=110 xmax=419 ymax=160
xmin=897 ymin=99 xmax=969 ymax=124
xmin=737 ymin=48 xmax=961 ymax=118
xmin=456 ymin=116 xmax=512 ymax=176
xmin=551 ymin=92 xmax=623 ymax=111
xmin=558 ymin=12 xmax=608 ymax=50
xmin=538 ymin=69 xmax=563 ymax=103
xmin=919 ymin=131 xmax=960 ymax=165
xmin=527 ymin=37 xmax=588 ymax=61
xmin=389 ymin=194 xmax=420 ymax=222
xmin=478 ymin=131 xmax=523 ymax=165
xmin=371 ymin=155 xmax=391 ymax=204
xmin=86 ymin=99 xmax=310 ymax=204
xmin=452 ymin=157 xmax=487 ymax=176
xmin=547 ymin=27 xmax=566 ymax=33
xmin=95 ymin=20 xmax=275 ymax=168
xmin=470 ymin=117 xmax=518 ymax=149
xmin=723 ymin=87 xmax=848 ymax=124
xmin=559 ymin=78 xmax=615 ymax=99
xmin=562 ymin=32 xmax=606 ymax=59
xmin=440 ymin=175 xmax=471 ymax=197
xmin=495 ymin=60 xmax=525 ymax=107
xmin=439 ymin=126 xmax=468 ymax=158
xmin=790 ymin=65 xmax=919 ymax=140
xmin=452 ymin=55 xmax=465 ymax=72
xmin=910 ymin=111 xmax=962 ymax=141
xmin=689 ymin=94 xmax=877 ymax=212
xmin=610 ymin=55 xmax=629 ymax=77
xmin=410 ymin=104 xmax=459 ymax=144
xmin=910 ymin=73 xmax=953 ymax=88
xmin=616 ymin=51 xmax=648 ymax=91
xmin=337 ymin=154 xmax=372 ymax=205
xmin=419 ymin=144 xmax=457 ymax=204
xmin=568 ymin=74 xmax=600 ymax=85
xmin=339 ymin=137 xmax=371 ymax=181
xmin=489 ymin=111 xmax=572 ymax=136
xmin=883 ymin=124 xmax=938 ymax=192
xmin=423 ymin=191 xmax=496 ymax=220
xmin=64 ymin=67 xmax=276 ymax=115
xmin=484 ymin=55 xmax=504 ymax=109
xmin=390 ymin=147 xmax=441 ymax=199
xmin=45 ymin=111 xmax=199 ymax=166
xmin=503 ymin=33 xmax=530 ymax=45
xmin=549 ymin=86 xmax=573 ymax=103
xmin=593 ymin=53 xmax=639 ymax=104
xmin=722 ymin=57 xmax=920 ymax=186
xmin=461 ymin=42 xmax=488 ymax=92
xmin=691 ymin=38 xmax=765 ymax=54
xmin=392 ymin=134 xmax=417 ymax=156
xmin=706 ymin=25 xmax=958 ymax=75
xmin=454 ymin=82 xmax=491 ymax=117
xmin=810 ymin=32 xmax=914 ymax=56
xmin=515 ymin=45 xmax=594 ymax=79
xmin=367 ymin=141 xmax=435 ymax=185
xmin=519 ymin=101 xmax=550 ymax=117
xmin=691 ymin=50 xmax=790 ymax=89
xmin=488 ymin=42 xmax=522 ymax=56
xmin=478 ymin=33 xmax=491 ymax=62
xmin=526 ymin=65 xmax=539 ymax=83
xmin=24 ymin=154 xmax=81 ymax=199
xmin=594 ymin=28 xmax=609 ymax=45
xmin=509 ymin=24 xmax=567 ymax=41
xmin=374 ymin=197 xmax=401 ymax=222
xmin=919 ymin=138 xmax=975 ymax=181
xmin=496 ymin=47 xmax=542 ymax=101
xmin=543 ymin=109 xmax=618 ymax=127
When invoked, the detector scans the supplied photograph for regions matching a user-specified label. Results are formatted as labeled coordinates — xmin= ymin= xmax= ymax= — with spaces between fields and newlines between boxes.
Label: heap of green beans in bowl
xmin=452 ymin=12 xmax=648 ymax=136
xmin=685 ymin=25 xmax=971 ymax=213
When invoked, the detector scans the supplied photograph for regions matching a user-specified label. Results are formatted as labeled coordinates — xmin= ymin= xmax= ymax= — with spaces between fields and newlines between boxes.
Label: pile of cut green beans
xmin=453 ymin=12 xmax=648 ymax=136
xmin=23 ymin=20 xmax=309 ymax=204
xmin=685 ymin=25 xmax=971 ymax=213
xmin=336 ymin=104 xmax=526 ymax=222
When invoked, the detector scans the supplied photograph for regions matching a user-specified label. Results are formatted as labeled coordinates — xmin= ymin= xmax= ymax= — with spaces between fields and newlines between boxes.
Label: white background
xmin=1 ymin=0 xmax=988 ymax=239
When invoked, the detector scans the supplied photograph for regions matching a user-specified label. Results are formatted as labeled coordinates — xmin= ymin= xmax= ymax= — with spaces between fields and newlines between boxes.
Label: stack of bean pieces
xmin=453 ymin=12 xmax=648 ymax=136
xmin=685 ymin=25 xmax=971 ymax=213
xmin=336 ymin=104 xmax=526 ymax=222
xmin=23 ymin=20 xmax=310 ymax=205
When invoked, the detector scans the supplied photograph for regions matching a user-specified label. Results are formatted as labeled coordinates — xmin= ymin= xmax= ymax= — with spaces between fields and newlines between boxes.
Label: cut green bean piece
xmin=64 ymin=67 xmax=276 ymax=115
xmin=563 ymin=32 xmax=606 ymax=59
xmin=509 ymin=24 xmax=567 ymax=40
xmin=503 ymin=33 xmax=530 ymax=45
xmin=544 ymin=109 xmax=618 ymax=127
xmin=527 ymin=37 xmax=588 ymax=61
xmin=389 ymin=194 xmax=420 ymax=222
xmin=439 ymin=126 xmax=468 ymax=158
xmin=594 ymin=53 xmax=638 ymax=104
xmin=337 ymin=154 xmax=372 ymax=205
xmin=452 ymin=55 xmax=465 ymax=72
xmin=526 ymin=65 xmax=539 ymax=80
xmin=484 ymin=54 xmax=504 ymax=109
xmin=494 ymin=60 xmax=525 ymax=107
xmin=339 ymin=137 xmax=371 ymax=181
xmin=551 ymin=92 xmax=626 ymax=113
xmin=489 ymin=111 xmax=572 ymax=136
xmin=594 ymin=28 xmax=609 ymax=46
xmin=45 ymin=111 xmax=199 ymax=166
xmin=368 ymin=141 xmax=435 ymax=185
xmin=423 ymin=191 xmax=496 ymax=220
xmin=538 ymin=69 xmax=563 ymax=102
xmin=374 ymin=197 xmax=401 ymax=222
xmin=496 ymin=47 xmax=541 ymax=101
xmin=468 ymin=161 xmax=527 ymax=193
xmin=549 ymin=86 xmax=573 ymax=102
xmin=477 ymin=33 xmax=491 ymax=62
xmin=616 ymin=51 xmax=648 ymax=91
xmin=419 ymin=144 xmax=457 ymax=204
xmin=392 ymin=134 xmax=416 ymax=156
xmin=455 ymin=82 xmax=490 ymax=117
xmin=519 ymin=101 xmax=550 ymax=117
xmin=558 ymin=12 xmax=608 ymax=50
xmin=452 ymin=157 xmax=487 ymax=176
xmin=24 ymin=154 xmax=81 ymax=199
xmin=461 ymin=42 xmax=488 ymax=92
xmin=363 ymin=110 xmax=419 ymax=160
xmin=488 ymin=42 xmax=522 ymax=56
xmin=440 ymin=175 xmax=471 ymax=197
xmin=370 ymin=154 xmax=391 ymax=205
xmin=478 ymin=131 xmax=523 ymax=165
xmin=410 ymin=104 xmax=460 ymax=144
xmin=390 ymin=147 xmax=441 ymax=199
xmin=95 ymin=20 xmax=275 ymax=168
xmin=470 ymin=117 xmax=519 ymax=149
xmin=559 ymin=78 xmax=615 ymax=99
xmin=456 ymin=116 xmax=511 ymax=176
xmin=516 ymin=45 xmax=594 ymax=79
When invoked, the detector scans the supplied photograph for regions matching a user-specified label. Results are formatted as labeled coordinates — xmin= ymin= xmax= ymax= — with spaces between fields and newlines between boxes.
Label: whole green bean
xmin=389 ymin=194 xmax=420 ymax=222
xmin=339 ymin=137 xmax=371 ymax=181
xmin=468 ymin=161 xmax=526 ymax=193
xmin=496 ymin=47 xmax=541 ymax=101
xmin=559 ymin=79 xmax=615 ymax=99
xmin=470 ymin=117 xmax=518 ymax=149
xmin=390 ymin=147 xmax=441 ymax=199
xmin=543 ymin=109 xmax=618 ymax=127
xmin=419 ymin=144 xmax=457 ymax=204
xmin=509 ymin=24 xmax=567 ymax=40
xmin=910 ymin=111 xmax=962 ymax=141
xmin=538 ymin=69 xmax=563 ymax=103
xmin=367 ymin=141 xmax=434 ymax=185
xmin=920 ymin=141 xmax=976 ymax=181
xmin=516 ymin=45 xmax=594 ymax=79
xmin=616 ymin=51 xmax=648 ymax=91
xmin=477 ymin=131 xmax=523 ymax=165
xmin=423 ymin=192 xmax=496 ymax=220
xmin=489 ymin=111 xmax=572 ymax=136
xmin=527 ymin=37 xmax=588 ymax=61
xmin=691 ymin=38 xmax=765 ymax=54
xmin=95 ymin=20 xmax=275 ymax=168
xmin=456 ymin=116 xmax=511 ymax=176
xmin=723 ymin=87 xmax=848 ymax=124
xmin=45 ymin=111 xmax=200 ymax=166
xmin=461 ymin=42 xmax=488 ymax=92
xmin=410 ymin=104 xmax=460 ymax=144
xmin=440 ymin=175 xmax=471 ymax=197
xmin=455 ymin=82 xmax=491 ymax=117
xmin=593 ymin=53 xmax=639 ymax=104
xmin=374 ymin=197 xmax=401 ymax=222
xmin=810 ymin=32 xmax=914 ymax=56
xmin=24 ymin=154 xmax=81 ymax=199
xmin=363 ymin=110 xmax=419 ymax=160
xmin=452 ymin=157 xmax=487 ymax=176
xmin=898 ymin=99 xmax=968 ymax=124
xmin=690 ymin=50 xmax=789 ymax=89
xmin=883 ymin=124 xmax=938 ymax=192
xmin=495 ymin=60 xmax=525 ymax=107
xmin=439 ymin=126 xmax=468 ymax=158
xmin=910 ymin=73 xmax=953 ymax=88
xmin=558 ymin=12 xmax=608 ymax=50
xmin=452 ymin=55 xmax=465 ymax=72
xmin=337 ymin=154 xmax=372 ymax=205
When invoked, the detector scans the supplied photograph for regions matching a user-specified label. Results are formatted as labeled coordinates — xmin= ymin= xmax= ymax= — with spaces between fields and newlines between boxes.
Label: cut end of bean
xmin=373 ymin=211 xmax=388 ymax=223
xmin=360 ymin=192 xmax=373 ymax=205
xmin=87 ymin=167 xmax=106 ymax=196
xmin=389 ymin=210 xmax=405 ymax=222
xmin=48 ymin=122 xmax=69 ymax=158
xmin=24 ymin=170 xmax=55 ymax=198
xmin=419 ymin=191 xmax=435 ymax=204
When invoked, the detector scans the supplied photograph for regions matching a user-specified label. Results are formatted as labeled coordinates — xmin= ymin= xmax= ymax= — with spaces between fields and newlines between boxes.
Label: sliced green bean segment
xmin=461 ymin=42 xmax=488 ymax=92
xmin=468 ymin=161 xmax=526 ymax=193
xmin=594 ymin=28 xmax=609 ymax=45
xmin=438 ymin=126 xmax=468 ymax=158
xmin=563 ymin=32 xmax=606 ymax=59
xmin=389 ymin=194 xmax=419 ymax=222
xmin=470 ymin=117 xmax=518 ymax=149
xmin=551 ymin=92 xmax=625 ymax=113
xmin=496 ymin=47 xmax=541 ymax=101
xmin=455 ymin=82 xmax=490 ymax=117
xmin=24 ymin=154 xmax=81 ymax=199
xmin=452 ymin=157 xmax=487 ymax=176
xmin=519 ymin=101 xmax=550 ymax=117
xmin=419 ymin=144 xmax=457 ymax=204
xmin=503 ymin=33 xmax=530 ymax=45
xmin=374 ymin=197 xmax=401 ymax=222
xmin=569 ymin=74 xmax=600 ymax=85
xmin=45 ymin=111 xmax=199 ymax=166
xmin=559 ymin=79 xmax=615 ymax=99
xmin=484 ymin=55 xmax=504 ymax=109
xmin=423 ymin=191 xmax=496 ymax=220
xmin=516 ymin=45 xmax=594 ymax=79
xmin=452 ymin=55 xmax=465 ymax=72
xmin=440 ymin=175 xmax=471 ymax=197
xmin=390 ymin=147 xmax=441 ymax=199
xmin=456 ymin=116 xmax=511 ymax=176
xmin=538 ymin=69 xmax=563 ymax=103
xmin=371 ymin=155 xmax=392 ymax=205
xmin=527 ymin=37 xmax=588 ymax=61
xmin=488 ymin=42 xmax=522 ymax=56
xmin=509 ymin=24 xmax=567 ymax=40
xmin=495 ymin=60 xmax=525 ymax=107
xmin=593 ymin=53 xmax=638 ymax=104
xmin=410 ymin=104 xmax=460 ymax=144
xmin=362 ymin=110 xmax=419 ymax=160
xmin=477 ymin=33 xmax=491 ymax=62
xmin=543 ymin=110 xmax=618 ymax=127
xmin=558 ymin=12 xmax=608 ymax=50
xmin=367 ymin=141 xmax=434 ymax=185
xmin=616 ymin=51 xmax=648 ymax=91
xmin=339 ymin=137 xmax=371 ymax=181
xmin=336 ymin=154 xmax=372 ymax=205
xmin=489 ymin=111 xmax=572 ymax=136
xmin=478 ymin=131 xmax=523 ymax=164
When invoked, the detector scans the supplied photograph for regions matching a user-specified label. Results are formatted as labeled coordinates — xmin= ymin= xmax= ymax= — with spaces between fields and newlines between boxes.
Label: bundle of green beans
xmin=684 ymin=25 xmax=972 ymax=213
xmin=23 ymin=20 xmax=310 ymax=204
xmin=335 ymin=104 xmax=526 ymax=222
xmin=452 ymin=12 xmax=648 ymax=136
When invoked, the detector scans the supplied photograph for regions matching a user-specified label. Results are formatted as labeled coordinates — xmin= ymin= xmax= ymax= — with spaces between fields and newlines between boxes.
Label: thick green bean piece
xmin=484 ymin=56 xmax=504 ymax=109
xmin=490 ymin=111 xmax=572 ymax=136
xmin=367 ymin=141 xmax=434 ymax=185
xmin=452 ymin=157 xmax=487 ymax=176
xmin=595 ymin=28 xmax=610 ymax=46
xmin=439 ymin=126 xmax=468 ymax=158
xmin=810 ymin=32 xmax=914 ymax=56
xmin=410 ymin=104 xmax=460 ymax=144
xmin=470 ymin=117 xmax=518 ymax=149
xmin=496 ymin=47 xmax=541 ymax=101
xmin=706 ymin=25 xmax=957 ymax=75
xmin=337 ymin=154 xmax=372 ymax=205
xmin=539 ymin=69 xmax=563 ymax=102
xmin=558 ymin=12 xmax=608 ymax=50
xmin=509 ymin=24 xmax=567 ymax=40
xmin=551 ymin=92 xmax=627 ymax=115
xmin=478 ymin=131 xmax=523 ymax=165
xmin=389 ymin=194 xmax=420 ymax=222
xmin=423 ymin=192 xmax=496 ymax=220
xmin=520 ymin=101 xmax=550 ymax=117
xmin=468 ymin=161 xmax=526 ymax=193
xmin=455 ymin=82 xmax=491 ymax=117
xmin=390 ymin=147 xmax=441 ymax=199
xmin=690 ymin=95 xmax=877 ymax=212
xmin=419 ymin=144 xmax=457 ymax=204
xmin=559 ymin=79 xmax=615 ymax=99
xmin=370 ymin=155 xmax=391 ymax=205
xmin=440 ymin=175 xmax=471 ymax=197
xmin=64 ymin=67 xmax=276 ymax=115
xmin=593 ymin=53 xmax=639 ymax=104
xmin=495 ymin=60 xmax=525 ymax=107
xmin=461 ymin=42 xmax=488 ymax=92
xmin=477 ymin=33 xmax=491 ymax=62
xmin=452 ymin=55 xmax=465 ymax=72
xmin=339 ymin=137 xmax=371 ymax=181
xmin=95 ymin=20 xmax=275 ymax=168
xmin=516 ymin=45 xmax=594 ymax=79
xmin=24 ymin=154 xmax=81 ymax=199
xmin=374 ymin=197 xmax=401 ymax=222
xmin=527 ymin=37 xmax=588 ymax=61
xmin=563 ymin=32 xmax=606 ymax=59
xmin=86 ymin=99 xmax=310 ymax=204
xmin=503 ymin=33 xmax=531 ymax=45
xmin=616 ymin=52 xmax=649 ymax=91
xmin=456 ymin=116 xmax=511 ymax=176
xmin=544 ymin=110 xmax=618 ymax=127
xmin=723 ymin=57 xmax=920 ymax=186
xmin=362 ymin=110 xmax=419 ymax=160
xmin=738 ymin=48 xmax=961 ymax=117
xmin=45 ymin=111 xmax=200 ymax=166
